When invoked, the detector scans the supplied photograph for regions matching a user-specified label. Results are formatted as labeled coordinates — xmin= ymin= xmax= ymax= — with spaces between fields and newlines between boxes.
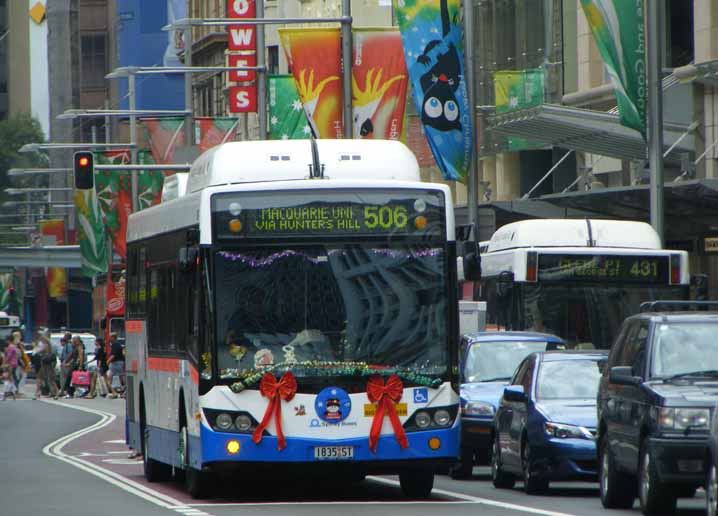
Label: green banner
xmin=0 ymin=273 xmax=12 ymax=312
xmin=494 ymin=69 xmax=545 ymax=151
xmin=580 ymin=0 xmax=646 ymax=137
xmin=74 ymin=188 xmax=108 ymax=278
xmin=268 ymin=75 xmax=311 ymax=140
xmin=137 ymin=151 xmax=165 ymax=210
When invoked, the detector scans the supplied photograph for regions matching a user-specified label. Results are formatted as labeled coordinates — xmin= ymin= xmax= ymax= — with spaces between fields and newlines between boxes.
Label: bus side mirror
xmin=179 ymin=247 xmax=199 ymax=272
xmin=462 ymin=241 xmax=481 ymax=281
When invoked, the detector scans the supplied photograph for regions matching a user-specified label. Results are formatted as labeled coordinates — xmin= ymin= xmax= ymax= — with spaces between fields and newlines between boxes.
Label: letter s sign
xmin=229 ymin=85 xmax=257 ymax=113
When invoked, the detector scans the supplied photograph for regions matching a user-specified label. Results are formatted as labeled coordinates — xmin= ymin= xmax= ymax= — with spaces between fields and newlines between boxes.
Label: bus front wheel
xmin=180 ymin=424 xmax=212 ymax=499
xmin=399 ymin=470 xmax=434 ymax=498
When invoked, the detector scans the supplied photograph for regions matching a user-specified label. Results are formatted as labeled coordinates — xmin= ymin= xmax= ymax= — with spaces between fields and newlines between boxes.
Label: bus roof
xmin=486 ymin=219 xmax=662 ymax=252
xmin=186 ymin=139 xmax=420 ymax=194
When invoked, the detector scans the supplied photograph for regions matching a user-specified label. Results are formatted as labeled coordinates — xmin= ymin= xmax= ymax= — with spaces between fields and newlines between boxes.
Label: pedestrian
xmin=61 ymin=335 xmax=84 ymax=398
xmin=13 ymin=331 xmax=31 ymax=396
xmin=58 ymin=332 xmax=73 ymax=397
xmin=34 ymin=335 xmax=59 ymax=400
xmin=86 ymin=337 xmax=108 ymax=399
xmin=1 ymin=363 xmax=17 ymax=400
xmin=106 ymin=332 xmax=125 ymax=399
xmin=4 ymin=335 xmax=20 ymax=389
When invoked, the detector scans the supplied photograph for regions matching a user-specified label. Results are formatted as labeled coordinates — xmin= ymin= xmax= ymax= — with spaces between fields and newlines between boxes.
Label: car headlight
xmin=215 ymin=413 xmax=234 ymax=431
xmin=463 ymin=401 xmax=495 ymax=416
xmin=657 ymin=408 xmax=710 ymax=431
xmin=545 ymin=422 xmax=593 ymax=439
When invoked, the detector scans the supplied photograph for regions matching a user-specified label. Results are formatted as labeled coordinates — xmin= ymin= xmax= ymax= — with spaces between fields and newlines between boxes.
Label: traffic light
xmin=73 ymin=151 xmax=94 ymax=189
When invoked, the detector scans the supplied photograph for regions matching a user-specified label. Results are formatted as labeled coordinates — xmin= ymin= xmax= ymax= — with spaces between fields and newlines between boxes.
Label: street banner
xmin=279 ymin=28 xmax=343 ymax=139
xmin=494 ymin=69 xmax=545 ymax=151
xmin=143 ymin=118 xmax=186 ymax=165
xmin=352 ymin=28 xmax=408 ymax=140
xmin=95 ymin=151 xmax=133 ymax=260
xmin=39 ymin=219 xmax=68 ymax=298
xmin=137 ymin=151 xmax=166 ymax=210
xmin=580 ymin=0 xmax=646 ymax=136
xmin=268 ymin=75 xmax=311 ymax=140
xmin=394 ymin=0 xmax=474 ymax=182
xmin=197 ymin=117 xmax=240 ymax=152
xmin=74 ymin=187 xmax=108 ymax=278
xmin=0 ymin=273 xmax=12 ymax=313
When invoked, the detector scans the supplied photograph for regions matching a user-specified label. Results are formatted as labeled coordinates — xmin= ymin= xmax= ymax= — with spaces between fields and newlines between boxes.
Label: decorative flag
xmin=394 ymin=0 xmax=474 ymax=182
xmin=268 ymin=75 xmax=311 ymax=140
xmin=39 ymin=219 xmax=68 ymax=298
xmin=279 ymin=28 xmax=343 ymax=139
xmin=494 ymin=69 xmax=545 ymax=151
xmin=95 ymin=151 xmax=133 ymax=260
xmin=74 ymin=188 xmax=108 ymax=278
xmin=137 ymin=151 xmax=166 ymax=210
xmin=197 ymin=117 xmax=240 ymax=152
xmin=143 ymin=118 xmax=186 ymax=165
xmin=352 ymin=28 xmax=409 ymax=140
xmin=580 ymin=0 xmax=646 ymax=136
xmin=0 ymin=273 xmax=13 ymax=313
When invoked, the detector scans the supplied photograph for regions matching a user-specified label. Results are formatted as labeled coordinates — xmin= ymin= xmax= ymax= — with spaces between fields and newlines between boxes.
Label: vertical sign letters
xmin=227 ymin=0 xmax=257 ymax=113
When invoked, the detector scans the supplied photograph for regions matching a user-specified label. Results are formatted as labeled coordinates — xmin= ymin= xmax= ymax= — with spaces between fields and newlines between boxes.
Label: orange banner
xmin=39 ymin=220 xmax=67 ymax=298
xmin=279 ymin=28 xmax=343 ymax=139
xmin=352 ymin=28 xmax=408 ymax=140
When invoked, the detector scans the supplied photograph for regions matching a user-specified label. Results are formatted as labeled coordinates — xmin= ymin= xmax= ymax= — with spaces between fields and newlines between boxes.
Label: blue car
xmin=491 ymin=350 xmax=608 ymax=493
xmin=452 ymin=331 xmax=566 ymax=478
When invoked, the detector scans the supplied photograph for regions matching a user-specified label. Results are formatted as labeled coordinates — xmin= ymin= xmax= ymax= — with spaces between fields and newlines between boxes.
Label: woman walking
xmin=61 ymin=335 xmax=84 ymax=398
xmin=13 ymin=331 xmax=31 ymax=395
xmin=33 ymin=335 xmax=59 ymax=400
xmin=86 ymin=337 xmax=107 ymax=398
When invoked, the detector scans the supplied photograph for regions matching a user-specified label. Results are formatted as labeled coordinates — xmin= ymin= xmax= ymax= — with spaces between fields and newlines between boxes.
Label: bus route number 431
xmin=314 ymin=445 xmax=355 ymax=460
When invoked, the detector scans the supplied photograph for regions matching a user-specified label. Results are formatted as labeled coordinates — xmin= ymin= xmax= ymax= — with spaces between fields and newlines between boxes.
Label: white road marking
xmin=368 ymin=477 xmax=580 ymax=516
xmin=104 ymin=439 xmax=126 ymax=444
xmin=41 ymin=399 xmax=206 ymax=514
xmin=102 ymin=458 xmax=144 ymax=465
xmin=186 ymin=501 xmax=475 ymax=507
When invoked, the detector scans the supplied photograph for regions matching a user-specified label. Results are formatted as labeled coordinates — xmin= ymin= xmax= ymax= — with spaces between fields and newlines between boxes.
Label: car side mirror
xmin=609 ymin=366 xmax=641 ymax=386
xmin=503 ymin=385 xmax=527 ymax=403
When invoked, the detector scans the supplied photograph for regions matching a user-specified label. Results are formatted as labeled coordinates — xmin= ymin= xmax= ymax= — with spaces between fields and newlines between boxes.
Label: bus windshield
xmin=213 ymin=243 xmax=448 ymax=379
xmin=520 ymin=283 xmax=686 ymax=349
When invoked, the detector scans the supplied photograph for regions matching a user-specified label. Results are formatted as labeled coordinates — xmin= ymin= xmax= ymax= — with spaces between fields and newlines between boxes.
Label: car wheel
xmin=450 ymin=446 xmax=474 ymax=479
xmin=180 ymin=424 xmax=213 ymax=499
xmin=638 ymin=441 xmax=676 ymax=515
xmin=522 ymin=440 xmax=549 ymax=494
xmin=399 ymin=470 xmax=434 ymax=498
xmin=708 ymin=458 xmax=718 ymax=516
xmin=491 ymin=435 xmax=515 ymax=489
xmin=598 ymin=438 xmax=635 ymax=509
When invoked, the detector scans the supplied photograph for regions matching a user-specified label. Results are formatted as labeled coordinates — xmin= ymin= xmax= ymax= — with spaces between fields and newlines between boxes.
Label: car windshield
xmin=536 ymin=359 xmax=604 ymax=400
xmin=464 ymin=341 xmax=550 ymax=382
xmin=213 ymin=244 xmax=448 ymax=379
xmin=651 ymin=322 xmax=718 ymax=377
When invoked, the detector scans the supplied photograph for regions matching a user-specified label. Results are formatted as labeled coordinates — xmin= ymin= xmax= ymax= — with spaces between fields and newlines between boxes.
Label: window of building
xmin=81 ymin=34 xmax=107 ymax=89
xmin=666 ymin=0 xmax=693 ymax=68
xmin=268 ymin=45 xmax=279 ymax=75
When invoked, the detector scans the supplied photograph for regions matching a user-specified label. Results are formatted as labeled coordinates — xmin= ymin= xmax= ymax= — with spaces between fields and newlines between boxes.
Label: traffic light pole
xmin=129 ymin=74 xmax=139 ymax=213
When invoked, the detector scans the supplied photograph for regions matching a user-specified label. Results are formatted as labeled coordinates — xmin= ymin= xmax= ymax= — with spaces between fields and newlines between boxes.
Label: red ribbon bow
xmin=366 ymin=375 xmax=409 ymax=453
xmin=252 ymin=371 xmax=297 ymax=451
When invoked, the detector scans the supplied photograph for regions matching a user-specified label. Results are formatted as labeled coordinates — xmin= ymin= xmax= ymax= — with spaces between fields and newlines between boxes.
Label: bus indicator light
xmin=428 ymin=437 xmax=441 ymax=450
xmin=670 ymin=254 xmax=681 ymax=285
xmin=229 ymin=219 xmax=243 ymax=233
xmin=226 ymin=439 xmax=241 ymax=455
xmin=414 ymin=215 xmax=427 ymax=230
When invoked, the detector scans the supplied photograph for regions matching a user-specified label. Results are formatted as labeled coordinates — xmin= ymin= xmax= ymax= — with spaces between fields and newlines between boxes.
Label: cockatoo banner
xmin=74 ymin=186 xmax=108 ymax=278
xmin=39 ymin=219 xmax=68 ymax=298
xmin=351 ymin=28 xmax=408 ymax=140
xmin=394 ymin=0 xmax=474 ymax=182
xmin=279 ymin=28 xmax=344 ymax=139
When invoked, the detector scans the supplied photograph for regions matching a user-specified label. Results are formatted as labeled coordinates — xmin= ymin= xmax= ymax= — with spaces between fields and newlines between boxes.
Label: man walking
xmin=106 ymin=333 xmax=125 ymax=399
xmin=58 ymin=332 xmax=73 ymax=397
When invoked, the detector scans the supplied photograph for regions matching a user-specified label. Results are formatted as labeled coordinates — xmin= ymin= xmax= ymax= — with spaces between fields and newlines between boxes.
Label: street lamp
xmin=5 ymin=187 xmax=72 ymax=195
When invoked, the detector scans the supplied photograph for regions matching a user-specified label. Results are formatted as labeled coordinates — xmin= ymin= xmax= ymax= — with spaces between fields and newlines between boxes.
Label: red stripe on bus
xmin=126 ymin=320 xmax=142 ymax=333
xmin=190 ymin=365 xmax=199 ymax=385
xmin=148 ymin=357 xmax=180 ymax=373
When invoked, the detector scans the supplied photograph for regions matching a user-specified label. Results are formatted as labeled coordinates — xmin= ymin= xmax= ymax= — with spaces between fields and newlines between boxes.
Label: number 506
xmin=364 ymin=206 xmax=408 ymax=229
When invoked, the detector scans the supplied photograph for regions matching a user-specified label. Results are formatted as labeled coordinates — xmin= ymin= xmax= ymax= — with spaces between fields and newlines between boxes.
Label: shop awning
xmin=487 ymin=104 xmax=694 ymax=162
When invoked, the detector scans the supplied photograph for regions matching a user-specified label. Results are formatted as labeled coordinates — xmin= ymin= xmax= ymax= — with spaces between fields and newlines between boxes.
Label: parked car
xmin=597 ymin=302 xmax=718 ymax=515
xmin=451 ymin=331 xmax=567 ymax=478
xmin=491 ymin=350 xmax=607 ymax=493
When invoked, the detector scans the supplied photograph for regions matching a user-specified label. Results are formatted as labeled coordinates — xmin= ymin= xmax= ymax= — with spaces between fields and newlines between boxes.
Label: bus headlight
xmin=433 ymin=409 xmax=451 ymax=426
xmin=216 ymin=413 xmax=234 ymax=431
xmin=235 ymin=414 xmax=252 ymax=431
xmin=415 ymin=411 xmax=432 ymax=429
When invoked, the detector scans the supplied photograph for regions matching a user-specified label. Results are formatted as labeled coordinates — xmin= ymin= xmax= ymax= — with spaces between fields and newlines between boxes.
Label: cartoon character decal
xmin=315 ymin=386 xmax=352 ymax=424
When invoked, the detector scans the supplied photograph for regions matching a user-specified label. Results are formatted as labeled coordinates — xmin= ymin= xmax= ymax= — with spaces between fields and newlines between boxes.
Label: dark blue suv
xmin=451 ymin=331 xmax=566 ymax=478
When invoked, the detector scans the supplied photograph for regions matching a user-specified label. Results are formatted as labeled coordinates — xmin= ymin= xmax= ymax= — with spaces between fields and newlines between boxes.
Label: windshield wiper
xmin=664 ymin=370 xmax=718 ymax=381
xmin=480 ymin=376 xmax=512 ymax=382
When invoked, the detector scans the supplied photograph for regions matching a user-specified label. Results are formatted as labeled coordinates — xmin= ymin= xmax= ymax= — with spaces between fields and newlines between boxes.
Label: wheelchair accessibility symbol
xmin=413 ymin=388 xmax=428 ymax=404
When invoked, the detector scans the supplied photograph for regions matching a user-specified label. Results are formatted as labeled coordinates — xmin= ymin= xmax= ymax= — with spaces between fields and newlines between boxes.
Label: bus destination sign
xmin=213 ymin=191 xmax=444 ymax=239
xmin=537 ymin=254 xmax=670 ymax=284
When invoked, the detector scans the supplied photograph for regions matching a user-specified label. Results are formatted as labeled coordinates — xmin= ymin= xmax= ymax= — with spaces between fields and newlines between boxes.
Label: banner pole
xmin=257 ymin=0 xmax=268 ymax=139
xmin=341 ymin=0 xmax=353 ymax=138
xmin=463 ymin=0 xmax=478 ymax=242
xmin=647 ymin=0 xmax=664 ymax=245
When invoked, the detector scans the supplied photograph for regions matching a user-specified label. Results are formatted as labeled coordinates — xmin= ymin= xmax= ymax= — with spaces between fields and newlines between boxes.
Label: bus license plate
xmin=314 ymin=446 xmax=354 ymax=460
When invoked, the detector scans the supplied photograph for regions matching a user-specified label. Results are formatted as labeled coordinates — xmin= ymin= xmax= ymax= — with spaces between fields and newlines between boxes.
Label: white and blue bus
xmin=124 ymin=139 xmax=468 ymax=498
xmin=479 ymin=219 xmax=690 ymax=349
